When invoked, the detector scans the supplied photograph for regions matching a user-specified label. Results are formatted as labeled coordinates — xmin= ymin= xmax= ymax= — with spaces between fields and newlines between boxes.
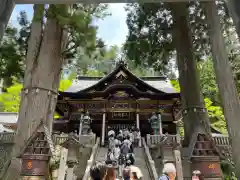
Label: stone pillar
xmin=66 ymin=161 xmax=75 ymax=180
xmin=57 ymin=147 xmax=68 ymax=180
xmin=0 ymin=0 xmax=15 ymax=41
xmin=158 ymin=113 xmax=163 ymax=135
xmin=174 ymin=150 xmax=183 ymax=180
xmin=101 ymin=113 xmax=106 ymax=146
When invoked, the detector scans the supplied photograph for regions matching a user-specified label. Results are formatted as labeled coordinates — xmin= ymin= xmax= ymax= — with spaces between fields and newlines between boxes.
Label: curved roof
xmin=64 ymin=64 xmax=177 ymax=94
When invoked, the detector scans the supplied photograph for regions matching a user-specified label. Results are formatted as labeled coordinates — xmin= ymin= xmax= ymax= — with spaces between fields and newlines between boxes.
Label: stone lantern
xmin=18 ymin=120 xmax=54 ymax=180
xmin=148 ymin=112 xmax=159 ymax=135
xmin=80 ymin=111 xmax=92 ymax=135
xmin=61 ymin=135 xmax=85 ymax=180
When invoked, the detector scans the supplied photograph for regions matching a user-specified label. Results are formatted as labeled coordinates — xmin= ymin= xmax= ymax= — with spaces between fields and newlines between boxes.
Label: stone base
xmin=161 ymin=146 xmax=174 ymax=163
xmin=191 ymin=156 xmax=223 ymax=179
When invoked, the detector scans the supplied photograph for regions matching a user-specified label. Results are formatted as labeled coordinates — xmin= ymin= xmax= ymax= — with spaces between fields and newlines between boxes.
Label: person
xmin=106 ymin=148 xmax=115 ymax=165
xmin=108 ymin=128 xmax=115 ymax=137
xmin=134 ymin=129 xmax=141 ymax=147
xmin=90 ymin=161 xmax=107 ymax=180
xmin=126 ymin=163 xmax=143 ymax=180
xmin=123 ymin=136 xmax=132 ymax=149
xmin=129 ymin=130 xmax=134 ymax=143
xmin=159 ymin=163 xmax=176 ymax=180
xmin=123 ymin=128 xmax=129 ymax=140
xmin=114 ymin=144 xmax=121 ymax=161
xmin=122 ymin=167 xmax=133 ymax=180
xmin=121 ymin=140 xmax=130 ymax=155
xmin=108 ymin=135 xmax=116 ymax=151
xmin=104 ymin=166 xmax=119 ymax=180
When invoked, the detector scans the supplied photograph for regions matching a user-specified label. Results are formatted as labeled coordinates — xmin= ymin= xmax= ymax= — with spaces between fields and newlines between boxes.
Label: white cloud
xmin=94 ymin=3 xmax=128 ymax=47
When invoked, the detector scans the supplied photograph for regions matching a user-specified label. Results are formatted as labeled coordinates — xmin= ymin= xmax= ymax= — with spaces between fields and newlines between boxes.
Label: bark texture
xmin=3 ymin=5 xmax=65 ymax=180
xmin=0 ymin=0 xmax=15 ymax=41
xmin=203 ymin=1 xmax=240 ymax=177
xmin=171 ymin=3 xmax=211 ymax=146
xmin=226 ymin=0 xmax=240 ymax=39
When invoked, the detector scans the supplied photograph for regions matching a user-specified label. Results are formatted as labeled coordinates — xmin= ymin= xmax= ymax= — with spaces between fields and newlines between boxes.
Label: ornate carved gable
xmin=116 ymin=70 xmax=128 ymax=80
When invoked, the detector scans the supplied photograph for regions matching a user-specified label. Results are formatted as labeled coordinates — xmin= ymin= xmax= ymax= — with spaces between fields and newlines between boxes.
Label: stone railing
xmin=212 ymin=134 xmax=229 ymax=146
xmin=0 ymin=132 xmax=15 ymax=143
xmin=146 ymin=134 xmax=230 ymax=147
xmin=82 ymin=138 xmax=100 ymax=180
xmin=146 ymin=134 xmax=179 ymax=146
xmin=142 ymin=138 xmax=158 ymax=180
xmin=0 ymin=132 xmax=96 ymax=146
xmin=52 ymin=134 xmax=96 ymax=146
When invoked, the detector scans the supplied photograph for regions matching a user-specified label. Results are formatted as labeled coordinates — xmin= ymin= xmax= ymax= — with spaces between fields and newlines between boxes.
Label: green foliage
xmin=0 ymin=26 xmax=25 ymax=88
xmin=170 ymin=79 xmax=227 ymax=134
xmin=124 ymin=1 xmax=233 ymax=72
xmin=0 ymin=80 xmax=72 ymax=113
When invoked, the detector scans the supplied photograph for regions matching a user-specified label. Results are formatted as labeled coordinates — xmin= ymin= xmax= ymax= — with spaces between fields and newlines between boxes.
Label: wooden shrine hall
xmin=54 ymin=62 xmax=180 ymax=144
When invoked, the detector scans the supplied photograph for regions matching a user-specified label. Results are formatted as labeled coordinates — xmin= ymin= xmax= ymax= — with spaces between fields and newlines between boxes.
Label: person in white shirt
xmin=108 ymin=129 xmax=115 ymax=137
xmin=123 ymin=128 xmax=129 ymax=140
xmin=114 ymin=144 xmax=121 ymax=161
xmin=129 ymin=130 xmax=134 ymax=143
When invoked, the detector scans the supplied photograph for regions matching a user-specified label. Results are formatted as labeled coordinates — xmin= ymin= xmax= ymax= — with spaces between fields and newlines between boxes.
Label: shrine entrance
xmin=105 ymin=111 xmax=152 ymax=138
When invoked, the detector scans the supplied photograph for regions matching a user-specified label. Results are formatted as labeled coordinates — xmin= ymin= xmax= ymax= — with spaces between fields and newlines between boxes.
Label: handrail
xmin=82 ymin=137 xmax=100 ymax=180
xmin=142 ymin=138 xmax=158 ymax=180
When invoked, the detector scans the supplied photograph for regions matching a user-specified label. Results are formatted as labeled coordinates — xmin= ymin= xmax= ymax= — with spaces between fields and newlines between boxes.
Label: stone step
xmin=134 ymin=148 xmax=152 ymax=180
xmin=95 ymin=147 xmax=152 ymax=180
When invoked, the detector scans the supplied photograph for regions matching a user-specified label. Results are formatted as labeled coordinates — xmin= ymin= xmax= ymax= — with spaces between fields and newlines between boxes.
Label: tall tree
xmin=2 ymin=4 xmax=109 ymax=179
xmin=226 ymin=0 xmax=240 ymax=39
xmin=171 ymin=2 xmax=211 ymax=146
xmin=203 ymin=1 xmax=240 ymax=176
xmin=0 ymin=0 xmax=14 ymax=41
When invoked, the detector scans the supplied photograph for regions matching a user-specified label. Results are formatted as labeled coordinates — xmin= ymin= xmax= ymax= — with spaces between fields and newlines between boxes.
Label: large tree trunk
xmin=203 ymin=1 xmax=240 ymax=177
xmin=171 ymin=2 xmax=211 ymax=146
xmin=2 ymin=5 xmax=66 ymax=180
xmin=226 ymin=0 xmax=240 ymax=39
xmin=0 ymin=0 xmax=14 ymax=41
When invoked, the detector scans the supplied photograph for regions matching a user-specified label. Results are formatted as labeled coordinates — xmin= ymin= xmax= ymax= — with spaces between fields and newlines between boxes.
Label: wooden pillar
xmin=136 ymin=113 xmax=140 ymax=129
xmin=158 ymin=113 xmax=163 ymax=135
xmin=101 ymin=113 xmax=106 ymax=146
xmin=78 ymin=114 xmax=83 ymax=140
xmin=136 ymin=113 xmax=141 ymax=147
xmin=0 ymin=0 xmax=15 ymax=41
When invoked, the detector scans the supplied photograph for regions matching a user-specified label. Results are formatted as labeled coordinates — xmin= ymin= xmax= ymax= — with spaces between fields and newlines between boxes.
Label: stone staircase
xmin=134 ymin=148 xmax=152 ymax=180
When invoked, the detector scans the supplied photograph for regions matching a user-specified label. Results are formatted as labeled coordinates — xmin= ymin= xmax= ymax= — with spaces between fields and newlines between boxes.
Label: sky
xmin=9 ymin=4 xmax=128 ymax=47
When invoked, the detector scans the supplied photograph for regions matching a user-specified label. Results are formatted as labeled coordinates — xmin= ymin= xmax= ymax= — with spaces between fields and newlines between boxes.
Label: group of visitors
xmin=90 ymin=161 xmax=141 ymax=180
xmin=96 ymin=127 xmax=143 ymax=179
xmin=106 ymin=128 xmax=141 ymax=166
xmin=89 ymin=161 xmax=178 ymax=180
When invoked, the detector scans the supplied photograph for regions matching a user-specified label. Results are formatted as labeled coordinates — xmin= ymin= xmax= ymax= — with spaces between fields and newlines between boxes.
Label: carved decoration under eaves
xmin=113 ymin=91 xmax=129 ymax=98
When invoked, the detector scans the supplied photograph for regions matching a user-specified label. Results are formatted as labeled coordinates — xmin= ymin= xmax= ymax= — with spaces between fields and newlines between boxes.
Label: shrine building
xmin=54 ymin=62 xmax=180 ymax=145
